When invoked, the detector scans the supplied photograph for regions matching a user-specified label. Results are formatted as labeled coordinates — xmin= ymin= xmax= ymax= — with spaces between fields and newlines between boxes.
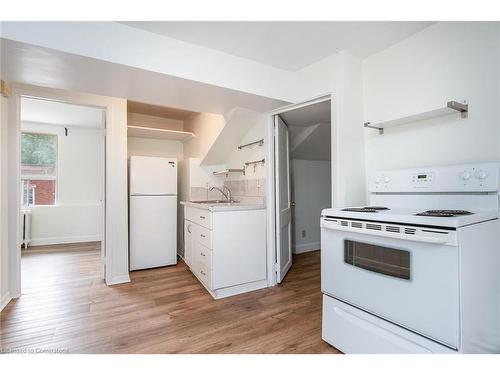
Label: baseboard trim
xmin=1 ymin=292 xmax=12 ymax=312
xmin=106 ymin=274 xmax=131 ymax=285
xmin=293 ymin=241 xmax=320 ymax=254
xmin=29 ymin=235 xmax=102 ymax=247
xmin=212 ymin=279 xmax=268 ymax=299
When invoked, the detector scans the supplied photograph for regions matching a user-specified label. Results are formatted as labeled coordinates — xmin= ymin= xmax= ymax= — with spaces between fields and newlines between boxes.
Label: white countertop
xmin=181 ymin=201 xmax=265 ymax=212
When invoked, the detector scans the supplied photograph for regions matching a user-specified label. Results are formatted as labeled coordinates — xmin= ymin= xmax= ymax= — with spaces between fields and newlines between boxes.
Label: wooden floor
xmin=1 ymin=243 xmax=340 ymax=354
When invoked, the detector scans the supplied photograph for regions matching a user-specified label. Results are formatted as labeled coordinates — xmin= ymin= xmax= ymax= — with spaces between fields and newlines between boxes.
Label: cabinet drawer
xmin=197 ymin=225 xmax=212 ymax=249
xmin=194 ymin=241 xmax=212 ymax=269
xmin=185 ymin=206 xmax=212 ymax=229
xmin=193 ymin=260 xmax=212 ymax=289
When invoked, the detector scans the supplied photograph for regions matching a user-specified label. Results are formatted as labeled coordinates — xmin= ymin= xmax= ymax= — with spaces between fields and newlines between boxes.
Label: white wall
xmin=21 ymin=122 xmax=104 ymax=245
xmin=127 ymin=112 xmax=184 ymax=131
xmin=291 ymin=53 xmax=343 ymax=102
xmin=224 ymin=117 xmax=267 ymax=182
xmin=0 ymin=31 xmax=11 ymax=310
xmin=127 ymin=137 xmax=183 ymax=160
xmin=290 ymin=159 xmax=331 ymax=253
xmin=363 ymin=22 xmax=500 ymax=179
xmin=183 ymin=112 xmax=225 ymax=159
xmin=335 ymin=53 xmax=366 ymax=206
xmin=290 ymin=51 xmax=366 ymax=207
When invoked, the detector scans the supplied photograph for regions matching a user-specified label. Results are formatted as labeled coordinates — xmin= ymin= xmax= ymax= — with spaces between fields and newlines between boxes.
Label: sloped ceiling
xmin=2 ymin=39 xmax=289 ymax=115
xmin=280 ymin=100 xmax=331 ymax=161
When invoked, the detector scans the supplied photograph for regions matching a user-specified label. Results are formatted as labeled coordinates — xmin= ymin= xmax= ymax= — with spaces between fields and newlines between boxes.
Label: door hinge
xmin=1 ymin=80 xmax=11 ymax=98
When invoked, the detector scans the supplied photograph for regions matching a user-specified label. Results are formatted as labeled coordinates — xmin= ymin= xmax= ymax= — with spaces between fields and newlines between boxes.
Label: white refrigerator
xmin=129 ymin=156 xmax=177 ymax=271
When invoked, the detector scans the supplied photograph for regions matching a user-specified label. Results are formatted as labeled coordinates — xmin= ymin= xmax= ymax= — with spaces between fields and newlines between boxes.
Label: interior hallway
xmin=0 ymin=246 xmax=339 ymax=354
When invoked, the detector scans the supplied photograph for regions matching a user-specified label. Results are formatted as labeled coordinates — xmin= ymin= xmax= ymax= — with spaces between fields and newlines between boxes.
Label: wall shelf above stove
xmin=364 ymin=100 xmax=468 ymax=135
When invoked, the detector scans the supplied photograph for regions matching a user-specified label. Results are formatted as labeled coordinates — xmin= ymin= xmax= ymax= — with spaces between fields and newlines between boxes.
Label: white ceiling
xmin=280 ymin=100 xmax=331 ymax=161
xmin=120 ymin=21 xmax=434 ymax=71
xmin=21 ymin=97 xmax=104 ymax=128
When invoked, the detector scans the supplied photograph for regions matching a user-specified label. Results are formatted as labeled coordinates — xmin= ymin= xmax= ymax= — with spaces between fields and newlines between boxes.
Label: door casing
xmin=5 ymin=83 xmax=128 ymax=300
xmin=265 ymin=94 xmax=336 ymax=287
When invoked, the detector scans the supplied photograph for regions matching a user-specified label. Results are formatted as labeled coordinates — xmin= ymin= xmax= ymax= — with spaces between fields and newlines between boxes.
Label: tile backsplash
xmin=189 ymin=178 xmax=266 ymax=204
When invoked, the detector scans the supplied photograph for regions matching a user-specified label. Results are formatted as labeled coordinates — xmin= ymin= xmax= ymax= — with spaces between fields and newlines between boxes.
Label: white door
xmin=129 ymin=156 xmax=177 ymax=195
xmin=130 ymin=195 xmax=177 ymax=270
xmin=275 ymin=115 xmax=292 ymax=283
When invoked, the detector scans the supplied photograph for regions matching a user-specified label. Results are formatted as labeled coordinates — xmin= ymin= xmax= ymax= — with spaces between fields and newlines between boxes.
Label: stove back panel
xmin=369 ymin=162 xmax=499 ymax=194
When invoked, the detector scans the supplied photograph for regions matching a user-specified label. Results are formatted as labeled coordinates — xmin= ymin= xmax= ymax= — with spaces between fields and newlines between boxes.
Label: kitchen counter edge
xmin=180 ymin=201 xmax=266 ymax=212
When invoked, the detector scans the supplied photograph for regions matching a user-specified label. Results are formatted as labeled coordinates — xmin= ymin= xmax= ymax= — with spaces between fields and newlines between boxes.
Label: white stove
xmin=327 ymin=206 xmax=498 ymax=229
xmin=320 ymin=162 xmax=500 ymax=354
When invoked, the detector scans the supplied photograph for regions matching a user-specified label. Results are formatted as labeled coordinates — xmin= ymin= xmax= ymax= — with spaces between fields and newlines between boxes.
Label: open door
xmin=274 ymin=115 xmax=292 ymax=283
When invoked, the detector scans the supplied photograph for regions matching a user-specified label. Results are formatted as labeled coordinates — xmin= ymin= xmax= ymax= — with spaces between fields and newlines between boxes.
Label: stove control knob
xmin=475 ymin=170 xmax=488 ymax=180
xmin=459 ymin=171 xmax=471 ymax=181
xmin=383 ymin=176 xmax=391 ymax=183
xmin=374 ymin=177 xmax=382 ymax=185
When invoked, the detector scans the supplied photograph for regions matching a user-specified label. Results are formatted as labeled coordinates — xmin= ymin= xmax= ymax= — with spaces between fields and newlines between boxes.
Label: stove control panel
xmin=370 ymin=162 xmax=499 ymax=193
xmin=411 ymin=172 xmax=434 ymax=185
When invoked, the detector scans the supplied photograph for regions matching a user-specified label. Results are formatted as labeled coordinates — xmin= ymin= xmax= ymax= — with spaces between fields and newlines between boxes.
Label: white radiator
xmin=20 ymin=209 xmax=32 ymax=248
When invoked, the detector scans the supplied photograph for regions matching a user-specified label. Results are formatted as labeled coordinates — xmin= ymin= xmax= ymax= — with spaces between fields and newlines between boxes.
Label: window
xmin=344 ymin=240 xmax=411 ymax=280
xmin=21 ymin=132 xmax=57 ymax=206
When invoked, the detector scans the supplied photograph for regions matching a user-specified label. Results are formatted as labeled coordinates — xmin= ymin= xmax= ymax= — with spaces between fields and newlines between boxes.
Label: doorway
xmin=269 ymin=96 xmax=332 ymax=284
xmin=19 ymin=96 xmax=106 ymax=292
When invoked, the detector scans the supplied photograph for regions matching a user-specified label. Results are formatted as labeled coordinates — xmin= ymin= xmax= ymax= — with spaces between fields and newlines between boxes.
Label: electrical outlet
xmin=301 ymin=230 xmax=306 ymax=238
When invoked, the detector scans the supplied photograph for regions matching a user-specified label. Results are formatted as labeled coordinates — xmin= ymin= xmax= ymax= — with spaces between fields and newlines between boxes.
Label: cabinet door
xmin=184 ymin=220 xmax=194 ymax=267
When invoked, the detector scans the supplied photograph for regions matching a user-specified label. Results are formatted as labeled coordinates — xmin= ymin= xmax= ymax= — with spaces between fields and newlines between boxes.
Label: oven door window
xmin=344 ymin=240 xmax=410 ymax=280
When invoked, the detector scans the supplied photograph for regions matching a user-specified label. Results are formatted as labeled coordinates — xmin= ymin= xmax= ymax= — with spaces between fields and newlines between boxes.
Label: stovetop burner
xmin=342 ymin=206 xmax=390 ymax=213
xmin=415 ymin=210 xmax=474 ymax=217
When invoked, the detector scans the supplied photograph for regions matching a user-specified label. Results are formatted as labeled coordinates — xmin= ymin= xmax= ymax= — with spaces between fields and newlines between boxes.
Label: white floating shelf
xmin=213 ymin=168 xmax=245 ymax=176
xmin=127 ymin=125 xmax=195 ymax=142
xmin=364 ymin=100 xmax=468 ymax=135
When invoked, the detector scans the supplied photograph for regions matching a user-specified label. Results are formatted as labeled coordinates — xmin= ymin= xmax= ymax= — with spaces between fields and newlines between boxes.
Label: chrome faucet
xmin=209 ymin=185 xmax=233 ymax=202
xmin=222 ymin=185 xmax=233 ymax=202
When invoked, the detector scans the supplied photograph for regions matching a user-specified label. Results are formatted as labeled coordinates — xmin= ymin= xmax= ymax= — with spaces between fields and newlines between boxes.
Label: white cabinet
xmin=184 ymin=220 xmax=194 ymax=268
xmin=185 ymin=205 xmax=212 ymax=229
xmin=183 ymin=205 xmax=267 ymax=299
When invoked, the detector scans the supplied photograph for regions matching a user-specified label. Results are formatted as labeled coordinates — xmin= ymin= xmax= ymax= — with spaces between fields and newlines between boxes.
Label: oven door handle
xmin=321 ymin=222 xmax=450 ymax=244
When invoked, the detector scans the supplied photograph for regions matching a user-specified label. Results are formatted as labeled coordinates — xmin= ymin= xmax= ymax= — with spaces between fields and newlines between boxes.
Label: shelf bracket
xmin=364 ymin=122 xmax=384 ymax=135
xmin=213 ymin=168 xmax=245 ymax=177
xmin=238 ymin=138 xmax=264 ymax=150
xmin=244 ymin=158 xmax=265 ymax=166
xmin=447 ymin=101 xmax=468 ymax=119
